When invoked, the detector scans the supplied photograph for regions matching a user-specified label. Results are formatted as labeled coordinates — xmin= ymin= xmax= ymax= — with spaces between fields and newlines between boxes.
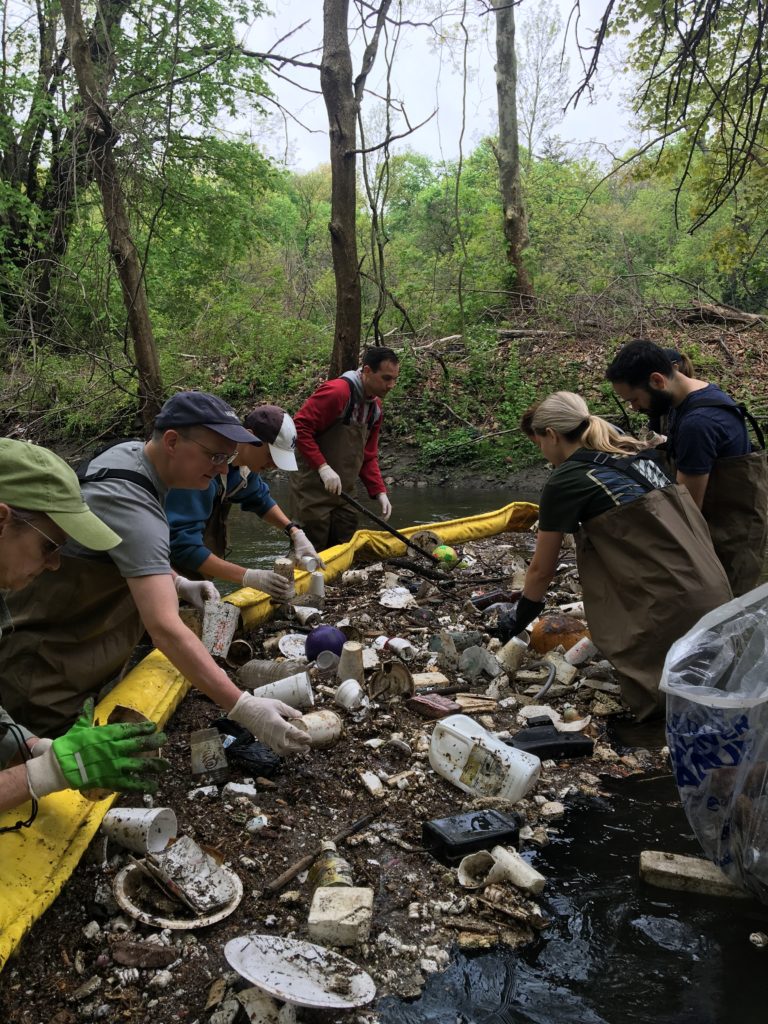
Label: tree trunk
xmin=60 ymin=0 xmax=163 ymax=430
xmin=321 ymin=0 xmax=391 ymax=377
xmin=321 ymin=0 xmax=361 ymax=377
xmin=493 ymin=0 xmax=535 ymax=303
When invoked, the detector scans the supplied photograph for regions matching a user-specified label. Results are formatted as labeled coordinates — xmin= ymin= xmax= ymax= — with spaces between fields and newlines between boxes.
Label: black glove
xmin=496 ymin=596 xmax=545 ymax=644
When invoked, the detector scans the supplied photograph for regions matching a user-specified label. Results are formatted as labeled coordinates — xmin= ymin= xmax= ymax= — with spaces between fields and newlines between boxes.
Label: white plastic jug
xmin=429 ymin=714 xmax=541 ymax=803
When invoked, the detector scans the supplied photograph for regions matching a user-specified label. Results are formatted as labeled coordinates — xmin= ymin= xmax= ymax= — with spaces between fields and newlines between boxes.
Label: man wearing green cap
xmin=0 ymin=438 xmax=167 ymax=817
xmin=0 ymin=392 xmax=311 ymax=759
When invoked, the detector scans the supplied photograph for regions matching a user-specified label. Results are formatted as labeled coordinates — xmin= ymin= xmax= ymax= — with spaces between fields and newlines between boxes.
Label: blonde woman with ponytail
xmin=508 ymin=392 xmax=731 ymax=721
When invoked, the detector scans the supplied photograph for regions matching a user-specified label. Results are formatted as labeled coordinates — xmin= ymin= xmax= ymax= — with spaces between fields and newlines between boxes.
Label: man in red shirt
xmin=289 ymin=347 xmax=400 ymax=551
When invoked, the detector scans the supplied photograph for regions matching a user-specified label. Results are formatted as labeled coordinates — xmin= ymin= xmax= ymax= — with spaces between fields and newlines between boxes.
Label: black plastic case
xmin=508 ymin=716 xmax=594 ymax=760
xmin=422 ymin=809 xmax=521 ymax=865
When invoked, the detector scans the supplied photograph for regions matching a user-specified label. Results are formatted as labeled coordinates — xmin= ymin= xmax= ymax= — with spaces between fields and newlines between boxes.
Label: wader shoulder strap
xmin=342 ymin=377 xmax=380 ymax=429
xmin=75 ymin=439 xmax=159 ymax=500
xmin=77 ymin=466 xmax=159 ymax=500
xmin=669 ymin=397 xmax=765 ymax=451
xmin=566 ymin=449 xmax=670 ymax=491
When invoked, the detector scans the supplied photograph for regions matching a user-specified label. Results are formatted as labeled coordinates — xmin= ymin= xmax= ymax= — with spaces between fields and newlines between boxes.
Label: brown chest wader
xmin=665 ymin=398 xmax=768 ymax=597
xmin=290 ymin=383 xmax=380 ymax=553
xmin=569 ymin=455 xmax=731 ymax=721
xmin=0 ymin=556 xmax=145 ymax=738
xmin=0 ymin=458 xmax=160 ymax=737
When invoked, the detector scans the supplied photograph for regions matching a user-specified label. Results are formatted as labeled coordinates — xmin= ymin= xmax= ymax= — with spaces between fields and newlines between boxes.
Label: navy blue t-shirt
xmin=667 ymin=384 xmax=750 ymax=476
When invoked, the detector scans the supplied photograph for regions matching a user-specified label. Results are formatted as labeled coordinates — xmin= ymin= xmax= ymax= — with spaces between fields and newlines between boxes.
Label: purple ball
xmin=305 ymin=625 xmax=347 ymax=661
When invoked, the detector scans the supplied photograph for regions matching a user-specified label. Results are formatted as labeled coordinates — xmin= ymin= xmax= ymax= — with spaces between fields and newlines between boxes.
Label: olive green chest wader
xmin=569 ymin=452 xmax=732 ymax=722
xmin=667 ymin=398 xmax=768 ymax=597
xmin=0 ymin=465 xmax=158 ymax=738
xmin=290 ymin=385 xmax=380 ymax=553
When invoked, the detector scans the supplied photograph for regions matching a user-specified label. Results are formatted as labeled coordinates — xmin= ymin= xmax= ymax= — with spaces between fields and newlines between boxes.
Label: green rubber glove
xmin=26 ymin=699 xmax=169 ymax=798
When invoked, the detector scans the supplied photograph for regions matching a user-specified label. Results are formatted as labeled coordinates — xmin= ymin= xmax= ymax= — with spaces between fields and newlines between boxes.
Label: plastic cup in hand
xmin=100 ymin=806 xmax=177 ymax=854
xmin=252 ymin=671 xmax=315 ymax=709
xmin=296 ymin=709 xmax=343 ymax=748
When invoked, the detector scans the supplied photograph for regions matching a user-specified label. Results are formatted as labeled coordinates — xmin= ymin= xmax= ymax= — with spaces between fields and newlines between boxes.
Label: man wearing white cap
xmin=166 ymin=404 xmax=324 ymax=595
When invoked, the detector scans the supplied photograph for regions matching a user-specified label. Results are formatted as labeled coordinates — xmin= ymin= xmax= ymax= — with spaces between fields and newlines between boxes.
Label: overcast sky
xmin=234 ymin=0 xmax=638 ymax=172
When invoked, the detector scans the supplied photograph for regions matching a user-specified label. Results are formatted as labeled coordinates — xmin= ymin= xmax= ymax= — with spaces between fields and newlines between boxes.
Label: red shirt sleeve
xmin=294 ymin=379 xmax=352 ymax=470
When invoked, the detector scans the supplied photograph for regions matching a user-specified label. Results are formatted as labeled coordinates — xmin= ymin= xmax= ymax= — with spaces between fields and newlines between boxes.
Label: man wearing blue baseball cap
xmin=0 ymin=392 xmax=311 ymax=758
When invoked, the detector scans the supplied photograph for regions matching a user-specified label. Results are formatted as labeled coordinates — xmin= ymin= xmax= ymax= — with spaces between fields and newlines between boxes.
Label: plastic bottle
xmin=308 ymin=842 xmax=354 ymax=890
xmin=429 ymin=714 xmax=541 ymax=803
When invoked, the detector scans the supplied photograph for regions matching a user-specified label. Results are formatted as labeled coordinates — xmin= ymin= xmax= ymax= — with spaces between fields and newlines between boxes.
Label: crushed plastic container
xmin=429 ymin=714 xmax=541 ymax=802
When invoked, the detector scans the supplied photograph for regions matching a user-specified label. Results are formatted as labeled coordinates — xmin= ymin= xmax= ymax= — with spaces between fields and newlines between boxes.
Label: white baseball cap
xmin=243 ymin=405 xmax=298 ymax=471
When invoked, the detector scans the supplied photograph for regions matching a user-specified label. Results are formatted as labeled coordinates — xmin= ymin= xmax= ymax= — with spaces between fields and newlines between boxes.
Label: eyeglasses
xmin=11 ymin=511 xmax=65 ymax=557
xmin=186 ymin=438 xmax=238 ymax=466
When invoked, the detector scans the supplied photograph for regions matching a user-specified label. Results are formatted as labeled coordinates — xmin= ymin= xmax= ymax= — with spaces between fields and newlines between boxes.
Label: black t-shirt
xmin=667 ymin=384 xmax=750 ymax=475
xmin=538 ymin=451 xmax=668 ymax=533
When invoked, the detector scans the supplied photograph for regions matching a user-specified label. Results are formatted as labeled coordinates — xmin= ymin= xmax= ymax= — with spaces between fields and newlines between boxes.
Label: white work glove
xmin=318 ymin=463 xmax=342 ymax=495
xmin=242 ymin=568 xmax=295 ymax=600
xmin=174 ymin=575 xmax=220 ymax=610
xmin=376 ymin=492 xmax=392 ymax=520
xmin=290 ymin=528 xmax=326 ymax=570
xmin=229 ymin=693 xmax=310 ymax=755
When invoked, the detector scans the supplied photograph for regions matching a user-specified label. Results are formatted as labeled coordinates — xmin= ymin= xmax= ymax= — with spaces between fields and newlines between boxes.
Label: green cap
xmin=0 ymin=439 xmax=121 ymax=551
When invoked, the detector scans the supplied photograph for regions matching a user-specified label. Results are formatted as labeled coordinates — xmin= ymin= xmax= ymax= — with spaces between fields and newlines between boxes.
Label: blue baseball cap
xmin=155 ymin=392 xmax=258 ymax=444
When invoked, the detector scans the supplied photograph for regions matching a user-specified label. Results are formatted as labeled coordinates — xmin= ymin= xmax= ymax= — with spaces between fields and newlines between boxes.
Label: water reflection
xmin=224 ymin=477 xmax=532 ymax=573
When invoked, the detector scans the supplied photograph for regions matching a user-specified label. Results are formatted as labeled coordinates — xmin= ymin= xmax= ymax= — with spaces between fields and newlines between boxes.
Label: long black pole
xmin=339 ymin=490 xmax=443 ymax=564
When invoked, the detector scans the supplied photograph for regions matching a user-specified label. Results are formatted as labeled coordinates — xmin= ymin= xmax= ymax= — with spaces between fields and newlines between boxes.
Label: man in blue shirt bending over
xmin=166 ymin=404 xmax=324 ymax=600
xmin=607 ymin=339 xmax=768 ymax=596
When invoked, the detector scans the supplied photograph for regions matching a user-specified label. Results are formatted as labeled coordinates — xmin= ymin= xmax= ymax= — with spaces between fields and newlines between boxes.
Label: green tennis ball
xmin=433 ymin=544 xmax=459 ymax=566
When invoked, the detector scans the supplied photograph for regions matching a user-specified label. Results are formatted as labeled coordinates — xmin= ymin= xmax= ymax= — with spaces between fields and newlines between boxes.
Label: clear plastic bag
xmin=660 ymin=582 xmax=768 ymax=900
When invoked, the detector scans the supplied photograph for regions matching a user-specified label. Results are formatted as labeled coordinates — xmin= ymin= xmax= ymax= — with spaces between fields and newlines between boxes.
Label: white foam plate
xmin=224 ymin=933 xmax=376 ymax=1009
xmin=277 ymin=633 xmax=308 ymax=659
xmin=113 ymin=862 xmax=243 ymax=929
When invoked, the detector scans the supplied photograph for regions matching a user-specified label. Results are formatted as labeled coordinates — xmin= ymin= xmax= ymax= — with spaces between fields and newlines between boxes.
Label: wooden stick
xmin=263 ymin=811 xmax=380 ymax=895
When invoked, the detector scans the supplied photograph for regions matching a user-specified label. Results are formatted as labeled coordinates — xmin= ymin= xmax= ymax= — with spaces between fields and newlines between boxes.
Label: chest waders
xmin=568 ymin=452 xmax=732 ymax=721
xmin=290 ymin=384 xmax=379 ymax=552
xmin=666 ymin=397 xmax=768 ymax=596
xmin=0 ymin=464 xmax=158 ymax=738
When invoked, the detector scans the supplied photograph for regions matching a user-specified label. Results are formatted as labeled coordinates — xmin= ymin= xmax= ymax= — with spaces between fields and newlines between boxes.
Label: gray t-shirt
xmin=67 ymin=441 xmax=172 ymax=578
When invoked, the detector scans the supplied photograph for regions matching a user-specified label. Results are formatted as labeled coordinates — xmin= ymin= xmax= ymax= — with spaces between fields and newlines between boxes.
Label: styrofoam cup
xmin=101 ymin=806 xmax=177 ymax=854
xmin=497 ymin=635 xmax=529 ymax=674
xmin=336 ymin=641 xmax=365 ymax=684
xmin=296 ymin=709 xmax=343 ymax=748
xmin=202 ymin=601 xmax=241 ymax=657
xmin=308 ymin=572 xmax=326 ymax=598
xmin=294 ymin=605 xmax=321 ymax=627
xmin=385 ymin=637 xmax=416 ymax=662
xmin=253 ymin=671 xmax=315 ymax=709
xmin=334 ymin=679 xmax=366 ymax=711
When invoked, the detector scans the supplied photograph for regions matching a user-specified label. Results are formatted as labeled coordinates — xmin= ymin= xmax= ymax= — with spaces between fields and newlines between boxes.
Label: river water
xmin=224 ymin=477 xmax=768 ymax=1024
